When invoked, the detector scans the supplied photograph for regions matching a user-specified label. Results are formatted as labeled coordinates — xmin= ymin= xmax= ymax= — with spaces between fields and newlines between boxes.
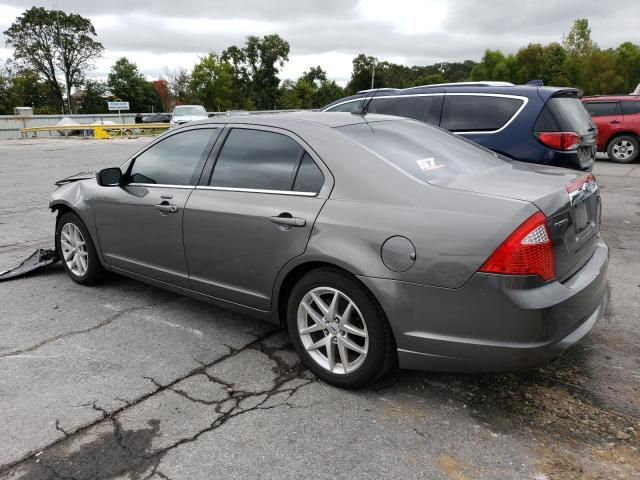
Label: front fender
xmin=50 ymin=179 xmax=106 ymax=267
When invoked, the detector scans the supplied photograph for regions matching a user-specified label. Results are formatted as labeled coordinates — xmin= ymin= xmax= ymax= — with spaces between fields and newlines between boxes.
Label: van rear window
xmin=440 ymin=95 xmax=524 ymax=132
xmin=337 ymin=119 xmax=507 ymax=185
xmin=539 ymin=95 xmax=594 ymax=135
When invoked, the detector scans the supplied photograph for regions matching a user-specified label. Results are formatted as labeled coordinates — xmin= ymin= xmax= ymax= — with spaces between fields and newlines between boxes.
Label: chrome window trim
xmin=195 ymin=185 xmax=318 ymax=197
xmin=323 ymin=92 xmax=529 ymax=135
xmin=127 ymin=183 xmax=194 ymax=189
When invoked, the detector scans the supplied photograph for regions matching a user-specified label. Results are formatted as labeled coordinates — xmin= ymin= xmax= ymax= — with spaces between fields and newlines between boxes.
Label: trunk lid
xmin=441 ymin=162 xmax=600 ymax=281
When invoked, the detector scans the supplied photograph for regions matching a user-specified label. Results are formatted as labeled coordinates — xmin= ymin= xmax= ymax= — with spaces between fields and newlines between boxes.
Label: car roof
xmin=323 ymin=84 xmax=582 ymax=109
xmin=582 ymin=95 xmax=640 ymax=102
xmin=183 ymin=111 xmax=404 ymax=129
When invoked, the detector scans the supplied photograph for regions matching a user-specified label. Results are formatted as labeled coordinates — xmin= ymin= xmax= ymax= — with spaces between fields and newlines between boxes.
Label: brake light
xmin=535 ymin=132 xmax=581 ymax=151
xmin=479 ymin=212 xmax=555 ymax=281
xmin=565 ymin=174 xmax=595 ymax=194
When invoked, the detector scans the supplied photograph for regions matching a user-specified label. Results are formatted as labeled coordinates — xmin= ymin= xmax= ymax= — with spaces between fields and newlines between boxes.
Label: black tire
xmin=286 ymin=268 xmax=396 ymax=388
xmin=55 ymin=211 xmax=105 ymax=285
xmin=606 ymin=135 xmax=639 ymax=164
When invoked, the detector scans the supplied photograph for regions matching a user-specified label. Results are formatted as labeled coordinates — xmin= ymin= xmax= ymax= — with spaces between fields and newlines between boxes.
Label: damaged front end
xmin=0 ymin=248 xmax=59 ymax=282
xmin=0 ymin=172 xmax=98 ymax=282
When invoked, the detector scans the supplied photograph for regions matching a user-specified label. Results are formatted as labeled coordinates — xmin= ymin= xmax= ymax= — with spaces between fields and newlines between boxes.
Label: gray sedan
xmin=50 ymin=112 xmax=609 ymax=388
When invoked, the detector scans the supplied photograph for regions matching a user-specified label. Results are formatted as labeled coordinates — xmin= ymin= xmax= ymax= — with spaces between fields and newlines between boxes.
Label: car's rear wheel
xmin=286 ymin=268 xmax=395 ymax=388
xmin=607 ymin=135 xmax=639 ymax=163
xmin=55 ymin=211 xmax=104 ymax=285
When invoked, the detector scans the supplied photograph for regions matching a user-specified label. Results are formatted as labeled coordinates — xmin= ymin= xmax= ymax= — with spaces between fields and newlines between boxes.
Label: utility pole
xmin=371 ymin=62 xmax=376 ymax=90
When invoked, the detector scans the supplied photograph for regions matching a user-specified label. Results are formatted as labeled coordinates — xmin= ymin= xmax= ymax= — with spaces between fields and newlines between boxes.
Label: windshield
xmin=337 ymin=119 xmax=508 ymax=185
xmin=173 ymin=106 xmax=207 ymax=117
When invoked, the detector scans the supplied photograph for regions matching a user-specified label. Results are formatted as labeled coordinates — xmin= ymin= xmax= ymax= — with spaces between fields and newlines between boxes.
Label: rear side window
xmin=210 ymin=129 xmax=302 ymax=191
xmin=293 ymin=153 xmax=324 ymax=193
xmin=440 ymin=95 xmax=523 ymax=132
xmin=545 ymin=96 xmax=594 ymax=135
xmin=338 ymin=119 xmax=506 ymax=185
xmin=367 ymin=95 xmax=442 ymax=125
xmin=584 ymin=102 xmax=621 ymax=117
xmin=326 ymin=99 xmax=365 ymax=112
xmin=129 ymin=128 xmax=214 ymax=185
xmin=621 ymin=101 xmax=640 ymax=115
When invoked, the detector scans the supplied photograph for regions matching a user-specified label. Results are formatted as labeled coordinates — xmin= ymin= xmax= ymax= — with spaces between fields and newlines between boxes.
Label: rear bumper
xmin=358 ymin=238 xmax=609 ymax=373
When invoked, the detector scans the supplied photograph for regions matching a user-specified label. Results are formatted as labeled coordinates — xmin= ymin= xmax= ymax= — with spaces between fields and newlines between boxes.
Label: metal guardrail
xmin=19 ymin=123 xmax=170 ymax=139
xmin=2 ymin=110 xmax=307 ymax=140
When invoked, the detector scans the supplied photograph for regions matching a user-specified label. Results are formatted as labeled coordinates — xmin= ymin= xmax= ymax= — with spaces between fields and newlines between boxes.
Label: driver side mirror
xmin=96 ymin=167 xmax=122 ymax=187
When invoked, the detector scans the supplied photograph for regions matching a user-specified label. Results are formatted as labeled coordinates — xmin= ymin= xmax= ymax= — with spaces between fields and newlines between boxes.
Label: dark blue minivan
xmin=322 ymin=82 xmax=597 ymax=170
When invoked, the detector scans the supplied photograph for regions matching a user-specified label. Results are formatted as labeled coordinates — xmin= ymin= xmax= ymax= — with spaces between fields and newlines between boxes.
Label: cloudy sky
xmin=1 ymin=0 xmax=638 ymax=85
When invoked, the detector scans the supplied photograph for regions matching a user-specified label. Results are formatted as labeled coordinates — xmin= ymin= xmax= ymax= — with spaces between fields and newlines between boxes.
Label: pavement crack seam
xmin=0 ymin=327 xmax=280 ymax=475
xmin=0 ymin=299 xmax=179 ymax=360
xmin=54 ymin=420 xmax=70 ymax=438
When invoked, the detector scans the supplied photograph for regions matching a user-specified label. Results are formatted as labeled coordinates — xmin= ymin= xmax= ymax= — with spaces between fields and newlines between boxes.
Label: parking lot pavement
xmin=0 ymin=138 xmax=638 ymax=480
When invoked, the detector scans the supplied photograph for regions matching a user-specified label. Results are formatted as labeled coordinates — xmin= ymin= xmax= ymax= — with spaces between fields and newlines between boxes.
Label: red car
xmin=582 ymin=95 xmax=640 ymax=163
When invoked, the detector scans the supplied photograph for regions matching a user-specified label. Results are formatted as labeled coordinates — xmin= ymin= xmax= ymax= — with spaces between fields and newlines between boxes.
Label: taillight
xmin=479 ymin=212 xmax=555 ymax=281
xmin=565 ymin=174 xmax=595 ymax=194
xmin=535 ymin=131 xmax=581 ymax=151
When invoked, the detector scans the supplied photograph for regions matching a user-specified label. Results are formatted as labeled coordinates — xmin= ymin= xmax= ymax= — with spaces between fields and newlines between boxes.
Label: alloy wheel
xmin=297 ymin=287 xmax=369 ymax=375
xmin=612 ymin=140 xmax=635 ymax=161
xmin=60 ymin=222 xmax=89 ymax=277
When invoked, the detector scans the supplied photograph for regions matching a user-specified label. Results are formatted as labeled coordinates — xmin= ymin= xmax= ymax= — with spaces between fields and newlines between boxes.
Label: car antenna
xmin=352 ymin=88 xmax=382 ymax=116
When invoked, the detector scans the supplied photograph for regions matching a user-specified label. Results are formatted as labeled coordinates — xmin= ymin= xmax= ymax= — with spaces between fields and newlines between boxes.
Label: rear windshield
xmin=336 ymin=120 xmax=507 ymax=185
xmin=540 ymin=95 xmax=594 ymax=134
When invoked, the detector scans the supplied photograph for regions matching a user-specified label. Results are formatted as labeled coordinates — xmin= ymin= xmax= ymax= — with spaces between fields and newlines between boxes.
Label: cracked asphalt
xmin=0 ymin=137 xmax=638 ymax=480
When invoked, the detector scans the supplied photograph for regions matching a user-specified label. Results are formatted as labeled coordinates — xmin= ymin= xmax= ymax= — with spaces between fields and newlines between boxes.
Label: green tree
xmin=412 ymin=73 xmax=446 ymax=86
xmin=563 ymin=18 xmax=596 ymax=58
xmin=278 ymin=66 xmax=344 ymax=109
xmin=615 ymin=42 xmax=640 ymax=92
xmin=79 ymin=79 xmax=108 ymax=113
xmin=187 ymin=52 xmax=234 ymax=111
xmin=4 ymin=6 xmax=103 ymax=113
xmin=107 ymin=57 xmax=161 ymax=113
xmin=470 ymin=50 xmax=514 ymax=81
xmin=223 ymin=34 xmax=290 ymax=109
xmin=582 ymin=49 xmax=626 ymax=95
xmin=346 ymin=54 xmax=379 ymax=94
xmin=540 ymin=43 xmax=570 ymax=86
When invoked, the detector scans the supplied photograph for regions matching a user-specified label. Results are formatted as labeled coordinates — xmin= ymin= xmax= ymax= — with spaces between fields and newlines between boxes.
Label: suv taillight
xmin=535 ymin=131 xmax=581 ymax=151
xmin=479 ymin=212 xmax=555 ymax=281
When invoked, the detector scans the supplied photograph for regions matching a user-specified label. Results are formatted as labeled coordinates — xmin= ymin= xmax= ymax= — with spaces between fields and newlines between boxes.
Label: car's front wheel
xmin=607 ymin=135 xmax=639 ymax=163
xmin=286 ymin=268 xmax=395 ymax=388
xmin=55 ymin=211 xmax=104 ymax=285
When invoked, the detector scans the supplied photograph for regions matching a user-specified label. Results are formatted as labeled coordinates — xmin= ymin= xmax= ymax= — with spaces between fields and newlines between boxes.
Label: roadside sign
xmin=107 ymin=101 xmax=130 ymax=111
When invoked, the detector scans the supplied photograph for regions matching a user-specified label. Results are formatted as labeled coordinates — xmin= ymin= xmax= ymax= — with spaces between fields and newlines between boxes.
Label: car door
xmin=183 ymin=126 xmax=332 ymax=310
xmin=584 ymin=101 xmax=622 ymax=150
xmin=94 ymin=127 xmax=220 ymax=287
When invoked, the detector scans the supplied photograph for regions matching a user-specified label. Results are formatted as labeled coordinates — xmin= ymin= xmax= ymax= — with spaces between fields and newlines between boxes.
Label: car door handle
xmin=270 ymin=214 xmax=306 ymax=227
xmin=609 ymin=120 xmax=621 ymax=124
xmin=154 ymin=203 xmax=178 ymax=214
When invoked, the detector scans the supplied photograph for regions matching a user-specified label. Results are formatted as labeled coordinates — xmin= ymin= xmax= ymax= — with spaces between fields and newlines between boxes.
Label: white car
xmin=169 ymin=105 xmax=208 ymax=129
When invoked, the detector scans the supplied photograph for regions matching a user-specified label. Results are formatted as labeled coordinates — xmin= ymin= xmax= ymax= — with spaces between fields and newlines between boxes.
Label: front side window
xmin=128 ymin=128 xmax=215 ymax=185
xmin=441 ymin=95 xmax=524 ymax=132
xmin=584 ymin=102 xmax=621 ymax=117
xmin=211 ymin=129 xmax=303 ymax=191
xmin=368 ymin=95 xmax=442 ymax=125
